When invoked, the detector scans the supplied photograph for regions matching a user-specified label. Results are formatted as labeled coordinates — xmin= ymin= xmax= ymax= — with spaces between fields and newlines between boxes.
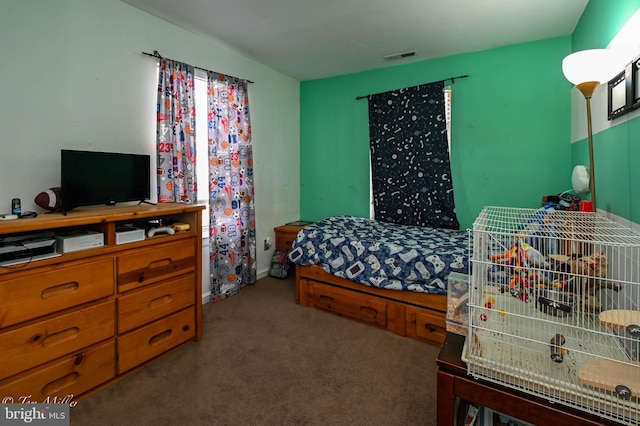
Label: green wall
xmin=300 ymin=37 xmax=572 ymax=229
xmin=570 ymin=0 xmax=640 ymax=224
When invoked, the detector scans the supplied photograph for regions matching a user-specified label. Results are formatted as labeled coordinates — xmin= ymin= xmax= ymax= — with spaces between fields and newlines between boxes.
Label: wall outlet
xmin=264 ymin=237 xmax=272 ymax=251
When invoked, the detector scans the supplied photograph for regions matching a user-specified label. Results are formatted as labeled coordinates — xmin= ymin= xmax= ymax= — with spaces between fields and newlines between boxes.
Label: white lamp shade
xmin=572 ymin=165 xmax=590 ymax=194
xmin=562 ymin=49 xmax=628 ymax=85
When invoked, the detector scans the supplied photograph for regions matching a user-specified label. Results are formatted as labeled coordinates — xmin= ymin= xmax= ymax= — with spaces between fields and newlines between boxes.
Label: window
xmin=369 ymin=86 xmax=452 ymax=219
xmin=444 ymin=85 xmax=452 ymax=151
xmin=195 ymin=70 xmax=210 ymax=236
xmin=194 ymin=70 xmax=208 ymax=204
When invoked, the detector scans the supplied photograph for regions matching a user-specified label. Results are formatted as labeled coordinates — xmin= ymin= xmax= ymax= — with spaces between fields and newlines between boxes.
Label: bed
xmin=288 ymin=215 xmax=470 ymax=345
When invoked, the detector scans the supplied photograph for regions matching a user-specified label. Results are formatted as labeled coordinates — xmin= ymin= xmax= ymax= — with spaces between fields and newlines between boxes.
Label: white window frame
xmin=195 ymin=70 xmax=210 ymax=237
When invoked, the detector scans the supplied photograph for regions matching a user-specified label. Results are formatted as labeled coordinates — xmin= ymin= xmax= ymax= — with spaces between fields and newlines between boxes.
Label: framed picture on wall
xmin=630 ymin=54 xmax=640 ymax=110
xmin=607 ymin=67 xmax=631 ymax=120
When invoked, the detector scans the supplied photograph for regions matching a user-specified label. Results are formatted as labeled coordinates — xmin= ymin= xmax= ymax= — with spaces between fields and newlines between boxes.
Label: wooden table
xmin=436 ymin=333 xmax=621 ymax=426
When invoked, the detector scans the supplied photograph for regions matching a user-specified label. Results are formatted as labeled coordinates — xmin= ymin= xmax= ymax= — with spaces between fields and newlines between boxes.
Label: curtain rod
xmin=355 ymin=74 xmax=469 ymax=100
xmin=142 ymin=50 xmax=254 ymax=84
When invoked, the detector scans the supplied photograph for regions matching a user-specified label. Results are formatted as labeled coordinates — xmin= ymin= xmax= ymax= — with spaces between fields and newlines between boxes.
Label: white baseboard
xmin=201 ymin=268 xmax=270 ymax=305
xmin=599 ymin=209 xmax=640 ymax=233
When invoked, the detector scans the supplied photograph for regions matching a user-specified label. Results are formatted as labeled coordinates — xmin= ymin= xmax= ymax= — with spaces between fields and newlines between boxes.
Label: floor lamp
xmin=561 ymin=49 xmax=627 ymax=213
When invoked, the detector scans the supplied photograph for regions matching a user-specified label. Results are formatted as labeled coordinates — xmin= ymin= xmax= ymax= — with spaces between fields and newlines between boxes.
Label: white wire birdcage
xmin=467 ymin=206 xmax=640 ymax=425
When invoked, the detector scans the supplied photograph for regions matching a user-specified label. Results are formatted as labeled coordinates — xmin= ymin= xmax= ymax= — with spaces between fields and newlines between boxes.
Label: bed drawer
xmin=406 ymin=306 xmax=446 ymax=345
xmin=117 ymin=307 xmax=195 ymax=374
xmin=0 ymin=301 xmax=115 ymax=380
xmin=0 ymin=258 xmax=114 ymax=329
xmin=0 ymin=340 xmax=115 ymax=402
xmin=311 ymin=282 xmax=388 ymax=328
xmin=117 ymin=274 xmax=195 ymax=333
xmin=117 ymin=240 xmax=196 ymax=292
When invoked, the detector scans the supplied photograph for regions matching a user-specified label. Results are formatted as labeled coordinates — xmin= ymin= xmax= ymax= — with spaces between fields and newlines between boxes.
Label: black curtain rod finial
xmin=142 ymin=50 xmax=163 ymax=59
xmin=451 ymin=74 xmax=469 ymax=84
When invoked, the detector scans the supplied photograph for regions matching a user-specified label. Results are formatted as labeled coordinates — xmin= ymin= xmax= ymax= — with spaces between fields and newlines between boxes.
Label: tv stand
xmin=139 ymin=200 xmax=157 ymax=206
xmin=0 ymin=203 xmax=204 ymax=404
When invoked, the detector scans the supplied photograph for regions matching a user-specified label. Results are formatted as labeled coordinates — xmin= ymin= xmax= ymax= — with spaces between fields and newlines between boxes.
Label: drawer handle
xmin=41 ymin=327 xmax=80 ymax=347
xmin=137 ymin=259 xmax=174 ymax=282
xmin=149 ymin=294 xmax=173 ymax=309
xmin=41 ymin=372 xmax=79 ymax=397
xmin=41 ymin=281 xmax=80 ymax=299
xmin=147 ymin=258 xmax=173 ymax=270
xmin=148 ymin=329 xmax=172 ymax=346
xmin=424 ymin=324 xmax=437 ymax=334
xmin=319 ymin=295 xmax=334 ymax=307
xmin=359 ymin=306 xmax=377 ymax=318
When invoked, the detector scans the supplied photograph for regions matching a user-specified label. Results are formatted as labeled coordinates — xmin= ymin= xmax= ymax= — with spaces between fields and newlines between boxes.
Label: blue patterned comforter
xmin=288 ymin=216 xmax=470 ymax=294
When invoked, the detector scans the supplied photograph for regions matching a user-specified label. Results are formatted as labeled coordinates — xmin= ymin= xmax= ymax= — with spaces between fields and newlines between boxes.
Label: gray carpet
xmin=70 ymin=275 xmax=440 ymax=425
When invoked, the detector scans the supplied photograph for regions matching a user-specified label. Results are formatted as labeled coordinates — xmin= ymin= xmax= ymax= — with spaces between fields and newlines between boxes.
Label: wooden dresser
xmin=0 ymin=203 xmax=203 ymax=404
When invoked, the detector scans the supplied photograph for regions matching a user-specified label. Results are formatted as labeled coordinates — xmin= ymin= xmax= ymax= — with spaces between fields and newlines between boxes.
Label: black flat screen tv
xmin=61 ymin=149 xmax=151 ymax=212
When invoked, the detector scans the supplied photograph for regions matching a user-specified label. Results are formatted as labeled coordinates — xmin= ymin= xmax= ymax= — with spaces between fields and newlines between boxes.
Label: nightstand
xmin=274 ymin=222 xmax=312 ymax=251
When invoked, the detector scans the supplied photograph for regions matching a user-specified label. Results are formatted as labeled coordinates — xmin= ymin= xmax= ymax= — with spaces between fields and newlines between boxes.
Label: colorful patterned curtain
xmin=368 ymin=81 xmax=459 ymax=229
xmin=207 ymin=72 xmax=256 ymax=301
xmin=156 ymin=59 xmax=197 ymax=204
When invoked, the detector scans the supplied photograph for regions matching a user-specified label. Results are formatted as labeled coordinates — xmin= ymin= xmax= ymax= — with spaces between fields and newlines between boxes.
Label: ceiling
xmin=122 ymin=0 xmax=588 ymax=81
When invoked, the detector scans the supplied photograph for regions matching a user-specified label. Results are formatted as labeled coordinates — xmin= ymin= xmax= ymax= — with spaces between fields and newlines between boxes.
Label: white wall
xmin=569 ymin=27 xmax=640 ymax=143
xmin=568 ymin=69 xmax=640 ymax=144
xmin=0 ymin=0 xmax=300 ymax=283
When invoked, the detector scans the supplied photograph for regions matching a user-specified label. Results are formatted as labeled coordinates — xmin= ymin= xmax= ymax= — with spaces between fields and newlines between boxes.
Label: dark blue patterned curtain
xmin=368 ymin=81 xmax=459 ymax=229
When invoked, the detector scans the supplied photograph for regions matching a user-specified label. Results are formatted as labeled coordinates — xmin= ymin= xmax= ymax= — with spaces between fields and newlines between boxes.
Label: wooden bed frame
xmin=295 ymin=264 xmax=448 ymax=345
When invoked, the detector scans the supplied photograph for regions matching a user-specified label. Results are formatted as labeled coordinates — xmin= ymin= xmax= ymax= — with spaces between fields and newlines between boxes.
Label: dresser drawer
xmin=117 ymin=307 xmax=195 ymax=374
xmin=0 ymin=258 xmax=114 ymax=329
xmin=117 ymin=274 xmax=195 ymax=333
xmin=117 ymin=239 xmax=196 ymax=292
xmin=407 ymin=307 xmax=446 ymax=345
xmin=0 ymin=301 xmax=115 ymax=380
xmin=311 ymin=282 xmax=388 ymax=328
xmin=274 ymin=225 xmax=306 ymax=250
xmin=276 ymin=230 xmax=298 ymax=250
xmin=0 ymin=340 xmax=115 ymax=403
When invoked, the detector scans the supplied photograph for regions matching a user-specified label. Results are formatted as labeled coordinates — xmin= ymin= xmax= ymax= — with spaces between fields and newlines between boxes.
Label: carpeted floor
xmin=70 ymin=275 xmax=440 ymax=425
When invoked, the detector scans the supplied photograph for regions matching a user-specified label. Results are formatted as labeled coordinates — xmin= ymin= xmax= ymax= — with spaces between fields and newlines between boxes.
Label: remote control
xmin=147 ymin=226 xmax=175 ymax=237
